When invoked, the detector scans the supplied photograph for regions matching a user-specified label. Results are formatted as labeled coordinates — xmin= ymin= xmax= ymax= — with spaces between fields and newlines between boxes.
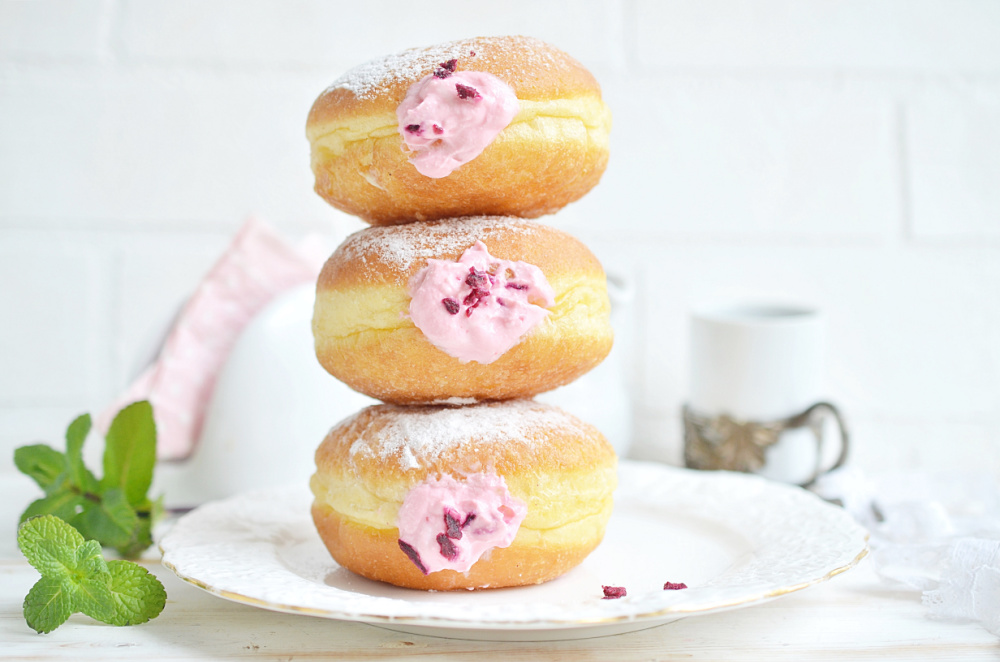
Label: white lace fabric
xmin=814 ymin=468 xmax=1000 ymax=637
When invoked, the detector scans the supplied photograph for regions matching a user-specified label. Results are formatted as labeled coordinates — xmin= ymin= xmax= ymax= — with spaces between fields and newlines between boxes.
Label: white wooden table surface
xmin=2 ymin=481 xmax=998 ymax=661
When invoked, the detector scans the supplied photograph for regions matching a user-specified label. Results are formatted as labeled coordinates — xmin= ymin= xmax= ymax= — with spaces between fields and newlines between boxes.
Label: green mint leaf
xmin=75 ymin=539 xmax=109 ymax=577
xmin=14 ymin=444 xmax=66 ymax=491
xmin=16 ymin=404 xmax=167 ymax=633
xmin=19 ymin=490 xmax=86 ymax=525
xmin=17 ymin=403 xmax=162 ymax=562
xmin=72 ymin=574 xmax=116 ymax=624
xmin=17 ymin=516 xmax=84 ymax=580
xmin=23 ymin=576 xmax=73 ymax=634
xmin=101 ymin=401 xmax=156 ymax=507
xmin=65 ymin=414 xmax=99 ymax=493
xmin=125 ymin=496 xmax=164 ymax=559
xmin=133 ymin=494 xmax=166 ymax=521
xmin=101 ymin=560 xmax=167 ymax=626
xmin=116 ymin=516 xmax=153 ymax=560
xmin=71 ymin=488 xmax=139 ymax=552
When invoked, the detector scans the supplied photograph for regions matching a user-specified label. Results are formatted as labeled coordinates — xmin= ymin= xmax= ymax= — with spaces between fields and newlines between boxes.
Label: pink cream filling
xmin=408 ymin=241 xmax=556 ymax=364
xmin=396 ymin=473 xmax=527 ymax=575
xmin=396 ymin=70 xmax=518 ymax=178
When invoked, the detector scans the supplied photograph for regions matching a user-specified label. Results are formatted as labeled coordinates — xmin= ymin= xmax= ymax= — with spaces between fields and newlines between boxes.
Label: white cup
xmin=685 ymin=302 xmax=848 ymax=485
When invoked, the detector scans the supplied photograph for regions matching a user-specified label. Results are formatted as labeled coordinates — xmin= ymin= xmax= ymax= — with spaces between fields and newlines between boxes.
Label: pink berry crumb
xmin=434 ymin=59 xmax=458 ymax=79
xmin=602 ymin=586 xmax=627 ymax=599
xmin=398 ymin=539 xmax=429 ymax=575
xmin=436 ymin=533 xmax=458 ymax=560
xmin=462 ymin=289 xmax=488 ymax=307
xmin=663 ymin=582 xmax=688 ymax=590
xmin=443 ymin=509 xmax=464 ymax=540
xmin=456 ymin=83 xmax=480 ymax=100
xmin=465 ymin=267 xmax=490 ymax=289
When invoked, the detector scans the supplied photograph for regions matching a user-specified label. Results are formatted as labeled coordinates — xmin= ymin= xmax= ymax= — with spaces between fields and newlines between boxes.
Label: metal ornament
xmin=683 ymin=402 xmax=850 ymax=488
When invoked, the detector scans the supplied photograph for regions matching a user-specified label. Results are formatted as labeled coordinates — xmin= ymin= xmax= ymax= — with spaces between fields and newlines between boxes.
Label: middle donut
xmin=313 ymin=215 xmax=612 ymax=404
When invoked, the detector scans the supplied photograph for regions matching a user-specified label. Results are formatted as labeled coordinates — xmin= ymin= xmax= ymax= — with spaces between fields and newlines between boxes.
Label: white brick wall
xmin=116 ymin=0 xmax=626 ymax=70
xmin=577 ymin=75 xmax=899 ymax=242
xmin=0 ymin=0 xmax=109 ymax=62
xmin=1 ymin=0 xmax=999 ymax=480
xmin=634 ymin=0 xmax=1000 ymax=73
xmin=909 ymin=85 xmax=1000 ymax=240
xmin=0 ymin=233 xmax=108 ymax=403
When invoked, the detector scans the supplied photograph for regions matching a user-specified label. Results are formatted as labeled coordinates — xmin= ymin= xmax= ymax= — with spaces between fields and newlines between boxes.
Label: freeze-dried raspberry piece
xmin=398 ymin=539 xmax=429 ymax=575
xmin=462 ymin=288 xmax=488 ymax=307
xmin=465 ymin=267 xmax=490 ymax=289
xmin=663 ymin=582 xmax=688 ymax=590
xmin=436 ymin=533 xmax=458 ymax=560
xmin=456 ymin=83 xmax=481 ymax=100
xmin=602 ymin=585 xmax=627 ymax=599
xmin=434 ymin=59 xmax=458 ymax=79
xmin=405 ymin=124 xmax=422 ymax=134
xmin=442 ymin=298 xmax=460 ymax=315
xmin=444 ymin=509 xmax=464 ymax=540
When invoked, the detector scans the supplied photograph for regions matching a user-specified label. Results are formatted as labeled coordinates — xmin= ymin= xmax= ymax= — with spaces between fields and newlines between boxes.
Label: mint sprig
xmin=14 ymin=401 xmax=162 ymax=558
xmin=18 ymin=515 xmax=166 ymax=633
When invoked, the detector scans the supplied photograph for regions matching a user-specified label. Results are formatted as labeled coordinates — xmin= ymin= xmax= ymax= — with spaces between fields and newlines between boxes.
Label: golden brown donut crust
xmin=309 ymin=401 xmax=618 ymax=590
xmin=306 ymin=35 xmax=611 ymax=225
xmin=312 ymin=216 xmax=613 ymax=404
xmin=311 ymin=505 xmax=602 ymax=591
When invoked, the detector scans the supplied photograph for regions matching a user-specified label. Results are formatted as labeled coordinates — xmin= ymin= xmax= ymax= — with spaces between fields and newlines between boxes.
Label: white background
xmin=1 ymin=1 xmax=999 ymax=480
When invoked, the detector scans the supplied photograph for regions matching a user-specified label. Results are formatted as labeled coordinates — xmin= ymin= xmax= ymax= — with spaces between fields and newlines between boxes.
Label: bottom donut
xmin=309 ymin=400 xmax=617 ymax=591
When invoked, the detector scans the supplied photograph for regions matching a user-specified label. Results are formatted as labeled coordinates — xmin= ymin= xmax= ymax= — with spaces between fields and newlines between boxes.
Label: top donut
xmin=306 ymin=36 xmax=612 ymax=226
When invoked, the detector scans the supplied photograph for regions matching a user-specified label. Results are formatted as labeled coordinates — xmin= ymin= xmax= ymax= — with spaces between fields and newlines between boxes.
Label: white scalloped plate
xmin=159 ymin=461 xmax=867 ymax=641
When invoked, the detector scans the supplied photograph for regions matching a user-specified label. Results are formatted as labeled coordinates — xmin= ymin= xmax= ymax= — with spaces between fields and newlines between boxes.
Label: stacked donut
xmin=306 ymin=36 xmax=617 ymax=590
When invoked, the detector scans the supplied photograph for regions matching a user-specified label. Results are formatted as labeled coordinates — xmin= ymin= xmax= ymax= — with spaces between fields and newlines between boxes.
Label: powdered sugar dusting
xmin=327 ymin=36 xmax=560 ymax=100
xmin=337 ymin=216 xmax=542 ymax=281
xmin=333 ymin=42 xmax=470 ymax=100
xmin=350 ymin=400 xmax=592 ymax=470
